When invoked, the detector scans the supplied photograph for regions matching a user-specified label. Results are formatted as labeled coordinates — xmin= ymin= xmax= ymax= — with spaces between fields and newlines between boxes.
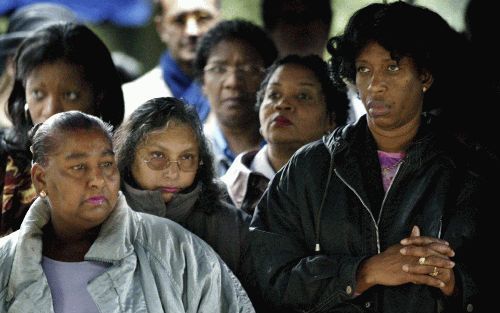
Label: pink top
xmin=377 ymin=150 xmax=406 ymax=192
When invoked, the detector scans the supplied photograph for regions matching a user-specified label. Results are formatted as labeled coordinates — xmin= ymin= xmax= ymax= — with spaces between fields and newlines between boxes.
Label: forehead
xmin=50 ymin=129 xmax=112 ymax=157
xmin=269 ymin=63 xmax=320 ymax=85
xmin=160 ymin=0 xmax=218 ymax=16
xmin=142 ymin=122 xmax=198 ymax=146
xmin=208 ymin=39 xmax=263 ymax=63
xmin=28 ymin=60 xmax=86 ymax=81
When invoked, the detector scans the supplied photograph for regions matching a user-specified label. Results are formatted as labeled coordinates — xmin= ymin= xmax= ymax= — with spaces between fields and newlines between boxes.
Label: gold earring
xmin=39 ymin=190 xmax=47 ymax=198
xmin=423 ymin=86 xmax=427 ymax=92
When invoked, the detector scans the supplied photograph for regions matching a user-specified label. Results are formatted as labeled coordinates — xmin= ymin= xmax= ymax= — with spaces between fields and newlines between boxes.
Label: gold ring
xmin=418 ymin=257 xmax=426 ymax=265
xmin=429 ymin=267 xmax=439 ymax=277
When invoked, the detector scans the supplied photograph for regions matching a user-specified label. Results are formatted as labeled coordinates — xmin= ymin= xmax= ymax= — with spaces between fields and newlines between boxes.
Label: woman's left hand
xmin=399 ymin=225 xmax=456 ymax=296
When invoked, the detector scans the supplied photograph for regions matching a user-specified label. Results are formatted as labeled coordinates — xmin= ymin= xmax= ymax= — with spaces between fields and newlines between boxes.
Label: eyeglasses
xmin=203 ymin=64 xmax=265 ymax=78
xmin=143 ymin=154 xmax=202 ymax=172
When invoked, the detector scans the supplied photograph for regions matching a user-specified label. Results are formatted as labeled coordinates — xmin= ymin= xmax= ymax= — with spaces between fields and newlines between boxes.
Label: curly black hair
xmin=114 ymin=97 xmax=222 ymax=213
xmin=256 ymin=54 xmax=349 ymax=127
xmin=194 ymin=19 xmax=277 ymax=79
xmin=327 ymin=1 xmax=471 ymax=114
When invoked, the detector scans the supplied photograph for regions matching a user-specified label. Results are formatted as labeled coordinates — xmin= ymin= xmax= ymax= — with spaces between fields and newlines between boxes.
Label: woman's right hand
xmin=355 ymin=226 xmax=454 ymax=295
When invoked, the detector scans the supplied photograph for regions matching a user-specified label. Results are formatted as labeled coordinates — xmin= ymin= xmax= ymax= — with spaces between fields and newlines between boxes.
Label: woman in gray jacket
xmin=0 ymin=111 xmax=254 ymax=313
xmin=114 ymin=97 xmax=251 ymax=279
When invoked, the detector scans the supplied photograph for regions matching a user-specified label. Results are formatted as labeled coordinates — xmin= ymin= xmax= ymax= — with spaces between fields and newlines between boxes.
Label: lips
xmin=367 ymin=100 xmax=390 ymax=117
xmin=273 ymin=115 xmax=292 ymax=126
xmin=221 ymin=96 xmax=244 ymax=107
xmin=86 ymin=196 xmax=106 ymax=206
xmin=162 ymin=187 xmax=180 ymax=193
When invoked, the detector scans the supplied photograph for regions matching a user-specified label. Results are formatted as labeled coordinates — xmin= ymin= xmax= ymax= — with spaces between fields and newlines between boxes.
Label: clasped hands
xmin=355 ymin=225 xmax=455 ymax=296
xmin=399 ymin=225 xmax=455 ymax=295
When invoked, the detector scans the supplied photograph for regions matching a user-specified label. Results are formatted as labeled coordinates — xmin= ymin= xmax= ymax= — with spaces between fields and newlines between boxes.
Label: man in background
xmin=122 ymin=0 xmax=220 ymax=121
xmin=261 ymin=0 xmax=332 ymax=58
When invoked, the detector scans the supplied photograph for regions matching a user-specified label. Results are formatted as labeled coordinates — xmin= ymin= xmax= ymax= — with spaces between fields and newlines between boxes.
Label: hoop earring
xmin=24 ymin=102 xmax=32 ymax=123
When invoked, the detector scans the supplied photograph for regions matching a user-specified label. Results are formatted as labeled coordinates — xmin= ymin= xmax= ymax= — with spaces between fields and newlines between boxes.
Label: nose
xmin=42 ymin=96 xmax=64 ymax=121
xmin=222 ymin=67 xmax=244 ymax=89
xmin=163 ymin=161 xmax=180 ymax=179
xmin=185 ymin=16 xmax=201 ymax=37
xmin=274 ymin=96 xmax=293 ymax=111
xmin=367 ymin=71 xmax=387 ymax=93
xmin=89 ymin=167 xmax=105 ymax=189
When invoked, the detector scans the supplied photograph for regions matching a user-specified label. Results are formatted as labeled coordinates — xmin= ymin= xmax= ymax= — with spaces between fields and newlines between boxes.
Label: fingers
xmin=401 ymin=236 xmax=449 ymax=247
xmin=403 ymin=254 xmax=455 ymax=270
xmin=401 ymin=268 xmax=447 ymax=289
xmin=410 ymin=225 xmax=420 ymax=237
xmin=400 ymin=242 xmax=455 ymax=258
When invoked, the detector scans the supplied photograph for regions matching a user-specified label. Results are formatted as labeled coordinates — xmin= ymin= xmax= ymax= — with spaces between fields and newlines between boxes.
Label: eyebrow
xmin=64 ymin=149 xmax=115 ymax=160
xmin=269 ymin=81 xmax=317 ymax=87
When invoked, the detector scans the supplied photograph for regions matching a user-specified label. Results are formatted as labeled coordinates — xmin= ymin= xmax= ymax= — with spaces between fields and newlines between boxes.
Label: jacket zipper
xmin=334 ymin=169 xmax=381 ymax=254
xmin=377 ymin=161 xmax=403 ymax=225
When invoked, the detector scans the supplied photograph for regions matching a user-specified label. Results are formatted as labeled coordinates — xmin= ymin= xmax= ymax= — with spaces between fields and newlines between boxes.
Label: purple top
xmin=42 ymin=256 xmax=110 ymax=313
xmin=377 ymin=150 xmax=405 ymax=192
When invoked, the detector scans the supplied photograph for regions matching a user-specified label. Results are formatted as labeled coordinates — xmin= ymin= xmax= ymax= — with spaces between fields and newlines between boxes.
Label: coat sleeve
xmin=188 ymin=238 xmax=255 ymax=313
xmin=245 ymin=145 xmax=365 ymax=312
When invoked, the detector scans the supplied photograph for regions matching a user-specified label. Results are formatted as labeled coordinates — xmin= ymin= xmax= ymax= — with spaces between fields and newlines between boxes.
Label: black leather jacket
xmin=247 ymin=115 xmax=481 ymax=313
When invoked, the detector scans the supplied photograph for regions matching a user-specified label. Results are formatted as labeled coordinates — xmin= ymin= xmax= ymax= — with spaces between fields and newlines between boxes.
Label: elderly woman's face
xmin=355 ymin=41 xmax=431 ymax=131
xmin=25 ymin=60 xmax=96 ymax=125
xmin=131 ymin=122 xmax=200 ymax=204
xmin=259 ymin=63 xmax=333 ymax=150
xmin=33 ymin=129 xmax=119 ymax=232
xmin=202 ymin=39 xmax=265 ymax=128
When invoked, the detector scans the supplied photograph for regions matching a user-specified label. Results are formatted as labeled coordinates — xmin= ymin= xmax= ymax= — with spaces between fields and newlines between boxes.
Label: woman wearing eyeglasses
xmin=114 ymin=97 xmax=251 ymax=279
xmin=194 ymin=19 xmax=278 ymax=176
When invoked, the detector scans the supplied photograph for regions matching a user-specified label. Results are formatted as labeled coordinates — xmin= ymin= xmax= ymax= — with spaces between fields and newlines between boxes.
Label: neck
xmin=368 ymin=116 xmax=420 ymax=152
xmin=266 ymin=143 xmax=299 ymax=172
xmin=219 ymin=122 xmax=262 ymax=155
xmin=178 ymin=59 xmax=194 ymax=78
xmin=42 ymin=222 xmax=100 ymax=262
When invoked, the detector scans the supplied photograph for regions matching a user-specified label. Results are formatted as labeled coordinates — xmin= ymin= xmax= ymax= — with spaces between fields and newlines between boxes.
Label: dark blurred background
xmin=1 ymin=0 xmax=469 ymax=75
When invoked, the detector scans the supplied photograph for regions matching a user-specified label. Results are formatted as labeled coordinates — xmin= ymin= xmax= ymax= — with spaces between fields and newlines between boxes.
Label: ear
xmin=31 ymin=163 xmax=47 ymax=195
xmin=419 ymin=70 xmax=434 ymax=92
xmin=201 ymin=80 xmax=208 ymax=96
xmin=155 ymin=13 xmax=169 ymax=44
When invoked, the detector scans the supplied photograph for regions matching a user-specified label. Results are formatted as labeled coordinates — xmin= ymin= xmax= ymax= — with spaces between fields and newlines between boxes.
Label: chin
xmin=162 ymin=194 xmax=174 ymax=204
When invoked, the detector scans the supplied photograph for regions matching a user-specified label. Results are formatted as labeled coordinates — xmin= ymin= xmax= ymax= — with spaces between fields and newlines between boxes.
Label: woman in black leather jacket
xmin=245 ymin=2 xmax=485 ymax=312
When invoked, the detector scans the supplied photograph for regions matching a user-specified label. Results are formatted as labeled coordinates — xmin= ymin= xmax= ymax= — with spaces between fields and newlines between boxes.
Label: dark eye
xmin=174 ymin=15 xmax=187 ymax=26
xmin=388 ymin=64 xmax=400 ymax=72
xmin=241 ymin=65 xmax=264 ymax=74
xmin=151 ymin=151 xmax=165 ymax=159
xmin=64 ymin=91 xmax=79 ymax=101
xmin=266 ymin=90 xmax=281 ymax=101
xmin=356 ymin=66 xmax=370 ymax=74
xmin=31 ymin=90 xmax=45 ymax=101
xmin=197 ymin=13 xmax=213 ymax=23
xmin=297 ymin=92 xmax=312 ymax=101
xmin=179 ymin=154 xmax=195 ymax=161
xmin=71 ymin=164 xmax=85 ymax=171
xmin=206 ymin=65 xmax=227 ymax=74
xmin=100 ymin=161 xmax=113 ymax=168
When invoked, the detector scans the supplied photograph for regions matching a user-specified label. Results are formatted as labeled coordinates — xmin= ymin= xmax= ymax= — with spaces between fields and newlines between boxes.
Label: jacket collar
xmin=324 ymin=114 xmax=448 ymax=172
xmin=221 ymin=146 xmax=274 ymax=209
xmin=122 ymin=181 xmax=201 ymax=225
xmin=7 ymin=193 xmax=134 ymax=302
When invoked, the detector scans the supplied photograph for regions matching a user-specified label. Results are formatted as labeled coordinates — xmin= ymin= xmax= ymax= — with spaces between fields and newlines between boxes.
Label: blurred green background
xmin=1 ymin=0 xmax=469 ymax=74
